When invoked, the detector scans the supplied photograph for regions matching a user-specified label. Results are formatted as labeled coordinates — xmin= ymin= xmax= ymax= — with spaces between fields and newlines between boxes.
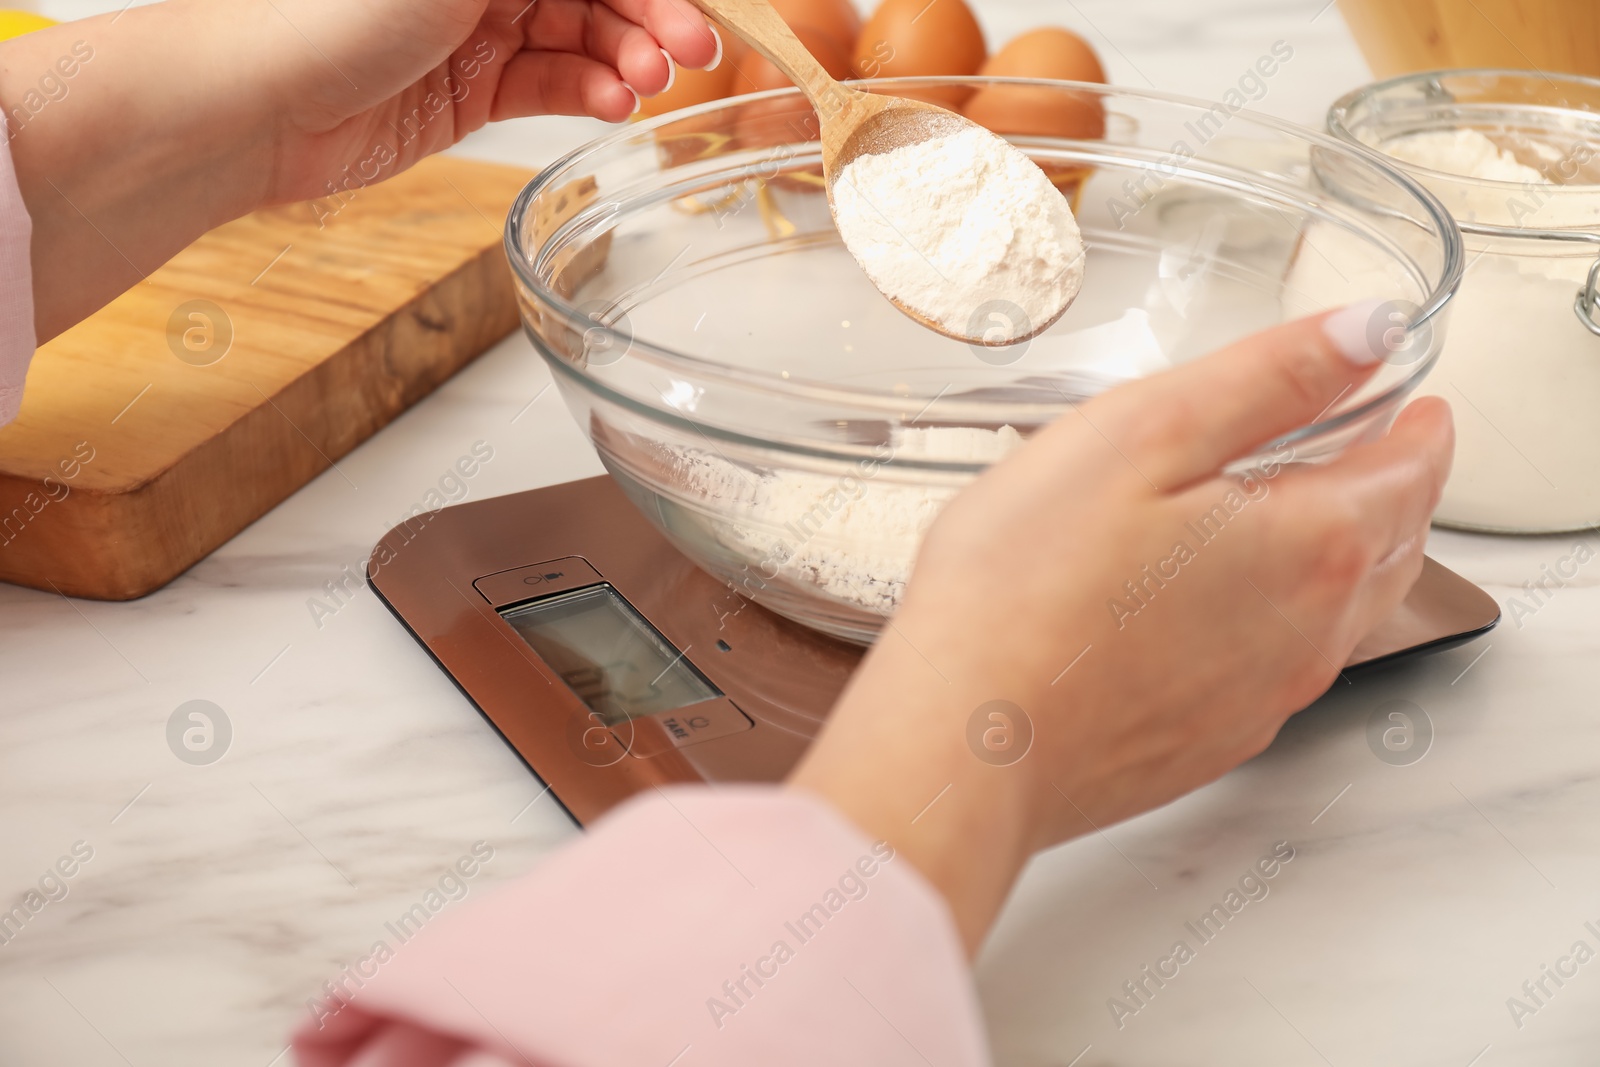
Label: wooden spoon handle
xmin=686 ymin=0 xmax=844 ymax=107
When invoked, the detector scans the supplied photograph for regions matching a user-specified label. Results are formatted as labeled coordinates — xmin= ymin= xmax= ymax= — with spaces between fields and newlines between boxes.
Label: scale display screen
xmin=499 ymin=584 xmax=720 ymax=725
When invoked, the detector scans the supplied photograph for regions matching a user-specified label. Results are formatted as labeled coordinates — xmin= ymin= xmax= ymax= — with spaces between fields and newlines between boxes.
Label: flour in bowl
xmin=831 ymin=125 xmax=1084 ymax=344
xmin=672 ymin=424 xmax=1026 ymax=613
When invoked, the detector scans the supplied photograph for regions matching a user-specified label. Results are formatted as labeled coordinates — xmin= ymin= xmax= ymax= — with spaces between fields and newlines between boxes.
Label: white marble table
xmin=4 ymin=1 xmax=1598 ymax=1064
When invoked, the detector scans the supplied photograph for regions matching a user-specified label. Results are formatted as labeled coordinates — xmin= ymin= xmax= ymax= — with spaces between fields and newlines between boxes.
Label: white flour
xmin=1287 ymin=127 xmax=1600 ymax=532
xmin=831 ymin=126 xmax=1084 ymax=343
xmin=673 ymin=425 xmax=1026 ymax=613
xmin=1383 ymin=128 xmax=1546 ymax=185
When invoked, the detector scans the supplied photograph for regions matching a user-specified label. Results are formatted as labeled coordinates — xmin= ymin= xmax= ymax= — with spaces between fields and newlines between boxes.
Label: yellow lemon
xmin=0 ymin=11 xmax=56 ymax=40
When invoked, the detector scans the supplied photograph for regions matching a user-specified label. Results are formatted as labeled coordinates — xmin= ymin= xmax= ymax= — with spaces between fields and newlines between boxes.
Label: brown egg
xmin=852 ymin=0 xmax=987 ymax=108
xmin=785 ymin=0 xmax=864 ymax=65
xmin=962 ymin=28 xmax=1107 ymax=140
xmin=640 ymin=63 xmax=739 ymax=171
xmin=733 ymin=27 xmax=851 ymax=190
xmin=734 ymin=93 xmax=831 ymax=194
xmin=722 ymin=0 xmax=862 ymax=74
xmin=637 ymin=61 xmax=736 ymax=120
xmin=980 ymin=27 xmax=1105 ymax=83
xmin=730 ymin=23 xmax=854 ymax=96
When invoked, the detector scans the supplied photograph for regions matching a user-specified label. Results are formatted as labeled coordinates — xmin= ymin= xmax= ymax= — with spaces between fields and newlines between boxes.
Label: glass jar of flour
xmin=1322 ymin=70 xmax=1600 ymax=533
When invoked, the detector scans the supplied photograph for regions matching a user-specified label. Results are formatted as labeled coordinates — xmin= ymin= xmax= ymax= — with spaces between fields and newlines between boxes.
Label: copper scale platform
xmin=367 ymin=476 xmax=1500 ymax=826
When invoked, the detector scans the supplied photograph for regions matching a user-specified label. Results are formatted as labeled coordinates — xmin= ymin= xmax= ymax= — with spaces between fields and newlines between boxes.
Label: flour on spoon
xmin=831 ymin=125 xmax=1085 ymax=344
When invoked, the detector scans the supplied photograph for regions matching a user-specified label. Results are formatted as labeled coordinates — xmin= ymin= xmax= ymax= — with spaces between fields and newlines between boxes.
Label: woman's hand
xmin=1 ymin=0 xmax=717 ymax=341
xmin=257 ymin=0 xmax=719 ymax=205
xmin=790 ymin=303 xmax=1454 ymax=952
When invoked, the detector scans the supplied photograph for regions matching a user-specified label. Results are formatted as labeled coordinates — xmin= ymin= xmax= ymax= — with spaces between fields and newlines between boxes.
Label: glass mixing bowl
xmin=505 ymin=78 xmax=1462 ymax=644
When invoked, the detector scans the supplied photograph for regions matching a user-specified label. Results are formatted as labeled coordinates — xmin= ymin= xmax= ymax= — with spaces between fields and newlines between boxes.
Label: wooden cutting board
xmin=0 ymin=155 xmax=536 ymax=600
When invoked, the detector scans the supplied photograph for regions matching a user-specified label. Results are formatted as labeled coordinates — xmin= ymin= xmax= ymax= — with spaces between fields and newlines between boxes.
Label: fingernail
xmin=627 ymin=84 xmax=641 ymax=115
xmin=660 ymin=48 xmax=676 ymax=92
xmin=703 ymin=26 xmax=723 ymax=71
xmin=1322 ymin=298 xmax=1389 ymax=366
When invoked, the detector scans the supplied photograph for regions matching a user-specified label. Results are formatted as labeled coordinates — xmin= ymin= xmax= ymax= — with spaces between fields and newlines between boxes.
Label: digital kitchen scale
xmin=368 ymin=476 xmax=1501 ymax=826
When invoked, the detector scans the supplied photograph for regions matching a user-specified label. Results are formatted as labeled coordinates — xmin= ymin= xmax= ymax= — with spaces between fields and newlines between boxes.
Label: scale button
xmin=626 ymin=701 xmax=752 ymax=755
xmin=657 ymin=703 xmax=752 ymax=747
xmin=474 ymin=557 xmax=601 ymax=605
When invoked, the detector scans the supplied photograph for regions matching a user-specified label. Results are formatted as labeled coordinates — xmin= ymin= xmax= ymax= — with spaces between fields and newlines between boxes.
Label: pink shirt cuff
xmin=0 ymin=117 xmax=35 ymax=426
xmin=292 ymin=786 xmax=988 ymax=1067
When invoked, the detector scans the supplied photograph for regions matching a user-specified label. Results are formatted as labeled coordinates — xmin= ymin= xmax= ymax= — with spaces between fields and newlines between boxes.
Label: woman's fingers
xmin=1298 ymin=396 xmax=1453 ymax=639
xmin=599 ymin=0 xmax=719 ymax=69
xmin=1200 ymin=394 xmax=1451 ymax=670
xmin=1091 ymin=300 xmax=1393 ymax=492
xmin=586 ymin=4 xmax=675 ymax=95
xmin=515 ymin=0 xmax=713 ymax=97
xmin=1274 ymin=395 xmax=1453 ymax=571
xmin=505 ymin=0 xmax=713 ymax=108
xmin=1160 ymin=394 xmax=1449 ymax=645
xmin=493 ymin=49 xmax=637 ymax=121
xmin=526 ymin=0 xmax=672 ymax=94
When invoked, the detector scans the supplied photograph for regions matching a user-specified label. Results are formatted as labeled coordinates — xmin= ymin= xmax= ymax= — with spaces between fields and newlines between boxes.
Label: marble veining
xmin=5 ymin=1 xmax=1600 ymax=1065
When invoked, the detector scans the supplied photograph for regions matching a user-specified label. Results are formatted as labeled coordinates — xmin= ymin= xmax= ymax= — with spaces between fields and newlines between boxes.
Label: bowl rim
xmin=505 ymin=76 xmax=1464 ymax=450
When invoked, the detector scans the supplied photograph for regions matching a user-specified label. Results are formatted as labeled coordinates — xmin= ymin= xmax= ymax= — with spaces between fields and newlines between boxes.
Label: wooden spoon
xmin=685 ymin=0 xmax=1076 ymax=346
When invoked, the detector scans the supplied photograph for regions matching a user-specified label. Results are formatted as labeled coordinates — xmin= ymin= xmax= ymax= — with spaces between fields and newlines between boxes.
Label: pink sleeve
xmin=0 ymin=122 xmax=35 ymax=426
xmin=292 ymin=786 xmax=988 ymax=1067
